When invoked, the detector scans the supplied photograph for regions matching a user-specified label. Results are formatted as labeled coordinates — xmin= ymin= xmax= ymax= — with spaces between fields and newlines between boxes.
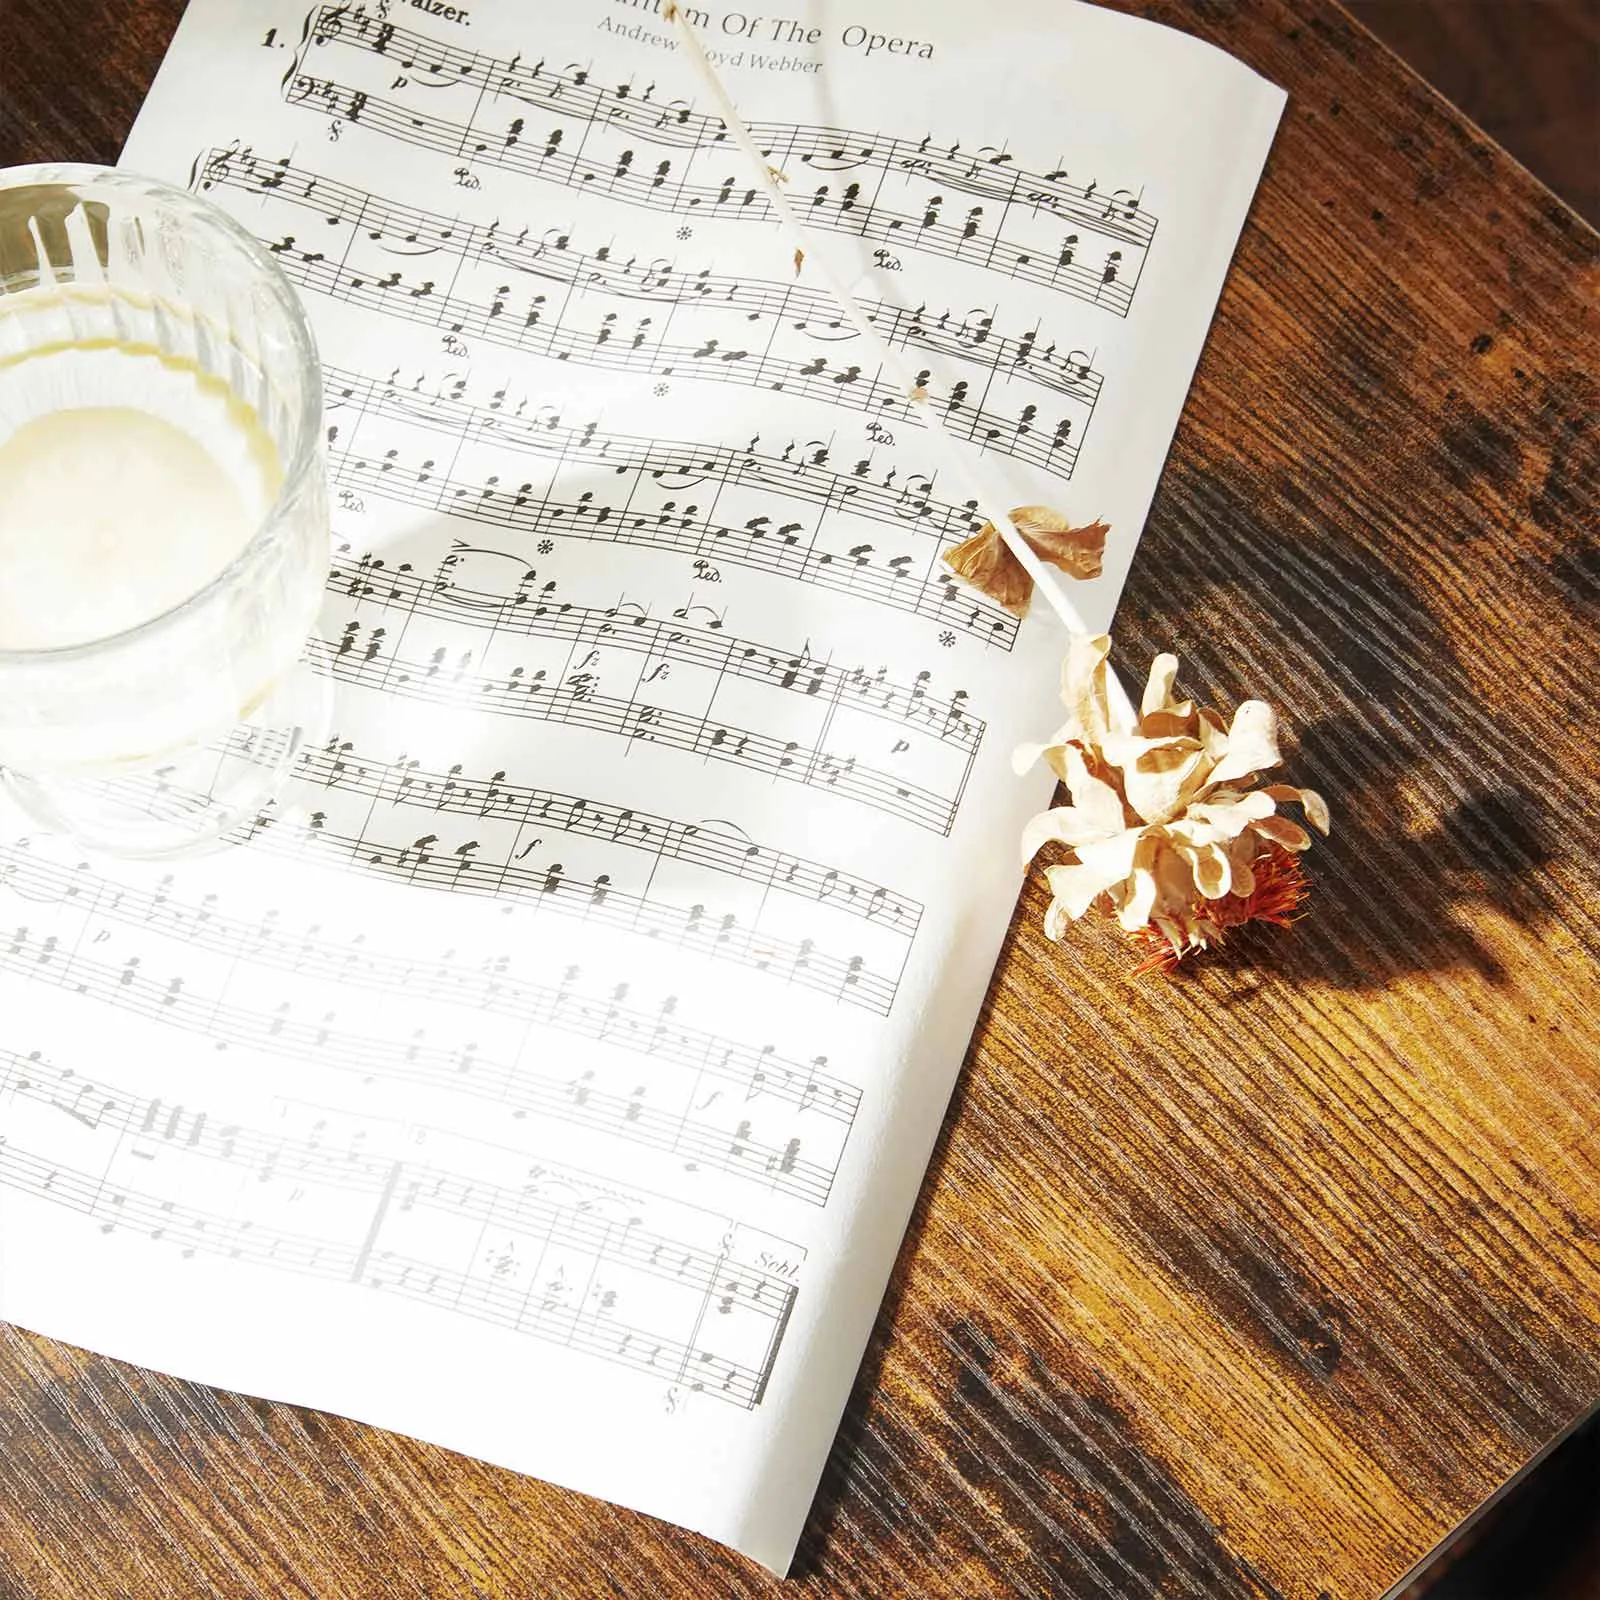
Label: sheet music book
xmin=0 ymin=0 xmax=1283 ymax=1573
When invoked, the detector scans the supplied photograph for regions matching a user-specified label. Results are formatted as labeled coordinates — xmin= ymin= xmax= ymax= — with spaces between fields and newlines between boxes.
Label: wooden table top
xmin=2 ymin=2 xmax=1597 ymax=1596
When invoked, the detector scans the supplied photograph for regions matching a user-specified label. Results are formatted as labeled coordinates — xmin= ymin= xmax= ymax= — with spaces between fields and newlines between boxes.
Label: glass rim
xmin=0 ymin=160 xmax=323 ymax=667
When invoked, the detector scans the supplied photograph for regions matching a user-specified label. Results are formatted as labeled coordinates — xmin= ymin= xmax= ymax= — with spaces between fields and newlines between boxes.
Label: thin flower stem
xmin=662 ymin=1 xmax=1124 ymax=676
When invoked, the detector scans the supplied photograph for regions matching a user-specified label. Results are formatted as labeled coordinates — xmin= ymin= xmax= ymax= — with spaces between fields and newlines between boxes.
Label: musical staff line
xmin=0 ymin=1049 xmax=799 ymax=1406
xmin=283 ymin=7 xmax=1154 ymax=314
xmin=322 ymin=624 xmax=970 ymax=837
xmin=292 ymin=738 xmax=923 ymax=933
xmin=242 ymin=808 xmax=904 ymax=1016
xmin=335 ymin=551 xmax=981 ymax=756
xmin=0 ymin=845 xmax=863 ymax=1128
xmin=369 ymin=1236 xmax=779 ymax=1403
xmin=0 ymin=1141 xmax=360 ymax=1273
xmin=323 ymin=365 xmax=1028 ymax=650
xmin=326 ymin=364 xmax=985 ymax=546
xmin=2 ymin=1049 xmax=392 ymax=1190
xmin=199 ymin=153 xmax=1106 ymax=410
xmin=0 ymin=929 xmax=844 ymax=1203
xmin=272 ymin=248 xmax=1082 ymax=472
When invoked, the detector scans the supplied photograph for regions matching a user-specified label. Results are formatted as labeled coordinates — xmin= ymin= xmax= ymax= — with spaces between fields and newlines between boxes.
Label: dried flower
xmin=944 ymin=507 xmax=1109 ymax=615
xmin=1018 ymin=634 xmax=1329 ymax=967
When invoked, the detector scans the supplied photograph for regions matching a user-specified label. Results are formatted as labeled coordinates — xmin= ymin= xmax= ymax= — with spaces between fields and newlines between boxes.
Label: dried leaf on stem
xmin=944 ymin=506 xmax=1109 ymax=615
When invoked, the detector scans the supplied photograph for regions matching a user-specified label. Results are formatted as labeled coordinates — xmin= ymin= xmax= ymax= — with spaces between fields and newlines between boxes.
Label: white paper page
xmin=0 ymin=0 xmax=1283 ymax=1573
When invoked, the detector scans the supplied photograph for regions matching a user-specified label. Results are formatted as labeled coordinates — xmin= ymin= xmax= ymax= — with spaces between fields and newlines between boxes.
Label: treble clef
xmin=188 ymin=139 xmax=240 ymax=193
xmin=314 ymin=4 xmax=350 ymax=46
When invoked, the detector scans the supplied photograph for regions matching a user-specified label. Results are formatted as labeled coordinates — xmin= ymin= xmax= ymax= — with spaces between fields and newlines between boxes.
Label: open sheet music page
xmin=0 ymin=0 xmax=1283 ymax=1573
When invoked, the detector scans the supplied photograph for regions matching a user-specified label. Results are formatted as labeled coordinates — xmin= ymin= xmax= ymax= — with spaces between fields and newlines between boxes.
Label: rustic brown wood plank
xmin=1342 ymin=0 xmax=1600 ymax=226
xmin=1 ymin=1 xmax=1597 ymax=1597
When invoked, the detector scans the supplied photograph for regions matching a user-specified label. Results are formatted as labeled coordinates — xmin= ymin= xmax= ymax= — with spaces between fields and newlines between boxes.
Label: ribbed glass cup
xmin=0 ymin=164 xmax=329 ymax=856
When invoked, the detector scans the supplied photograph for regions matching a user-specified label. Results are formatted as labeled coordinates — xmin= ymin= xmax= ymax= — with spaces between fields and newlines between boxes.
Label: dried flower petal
xmin=1141 ymin=653 xmax=1191 ymax=720
xmin=1059 ymin=632 xmax=1119 ymax=751
xmin=1251 ymin=814 xmax=1312 ymax=852
xmin=1060 ymin=743 xmax=1127 ymax=834
xmin=942 ymin=507 xmax=1109 ymax=616
xmin=1102 ymin=733 xmax=1205 ymax=825
xmin=1110 ymin=841 xmax=1155 ymax=930
xmin=1020 ymin=803 xmax=1112 ymax=858
xmin=1207 ymin=700 xmax=1281 ymax=786
xmin=1180 ymin=839 xmax=1233 ymax=899
xmin=1264 ymin=783 xmax=1331 ymax=835
xmin=1179 ymin=791 xmax=1276 ymax=837
xmin=1229 ymin=851 xmax=1257 ymax=900
xmin=1045 ymin=828 xmax=1143 ymax=919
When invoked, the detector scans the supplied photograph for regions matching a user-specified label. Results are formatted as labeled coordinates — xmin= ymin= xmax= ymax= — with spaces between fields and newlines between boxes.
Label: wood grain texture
xmin=1 ymin=1 xmax=1598 ymax=1597
xmin=1342 ymin=0 xmax=1600 ymax=226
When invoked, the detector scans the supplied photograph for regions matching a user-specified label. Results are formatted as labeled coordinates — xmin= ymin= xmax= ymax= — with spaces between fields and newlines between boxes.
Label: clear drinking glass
xmin=0 ymin=164 xmax=328 ymax=857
